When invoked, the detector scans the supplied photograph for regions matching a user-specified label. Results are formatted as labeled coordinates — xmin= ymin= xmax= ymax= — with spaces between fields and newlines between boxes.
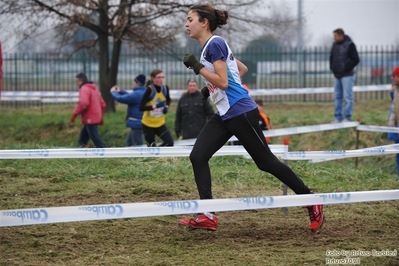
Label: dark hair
xmin=146 ymin=68 xmax=164 ymax=86
xmin=190 ymin=3 xmax=228 ymax=32
xmin=186 ymin=78 xmax=197 ymax=85
xmin=333 ymin=28 xmax=345 ymax=36
xmin=75 ymin=73 xmax=88 ymax=83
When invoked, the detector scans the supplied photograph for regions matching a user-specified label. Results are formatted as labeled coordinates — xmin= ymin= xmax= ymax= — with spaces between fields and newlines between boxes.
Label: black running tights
xmin=189 ymin=108 xmax=311 ymax=199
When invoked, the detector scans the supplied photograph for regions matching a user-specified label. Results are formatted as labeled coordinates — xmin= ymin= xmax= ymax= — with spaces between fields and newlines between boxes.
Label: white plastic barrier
xmin=174 ymin=121 xmax=359 ymax=145
xmin=1 ymin=96 xmax=42 ymax=101
xmin=1 ymin=91 xmax=78 ymax=97
xmin=2 ymin=144 xmax=397 ymax=162
xmin=249 ymin=84 xmax=390 ymax=96
xmin=357 ymin=125 xmax=399 ymax=133
xmin=289 ymin=144 xmax=399 ymax=162
xmin=0 ymin=145 xmax=286 ymax=160
xmin=2 ymin=84 xmax=391 ymax=102
xmin=249 ymin=121 xmax=358 ymax=138
xmin=1 ymin=189 xmax=398 ymax=227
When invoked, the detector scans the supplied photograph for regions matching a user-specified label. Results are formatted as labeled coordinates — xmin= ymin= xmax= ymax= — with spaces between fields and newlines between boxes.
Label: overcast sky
xmin=295 ymin=0 xmax=399 ymax=47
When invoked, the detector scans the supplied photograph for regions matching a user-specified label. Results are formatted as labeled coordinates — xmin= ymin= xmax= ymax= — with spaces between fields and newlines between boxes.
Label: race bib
xmin=150 ymin=108 xmax=164 ymax=118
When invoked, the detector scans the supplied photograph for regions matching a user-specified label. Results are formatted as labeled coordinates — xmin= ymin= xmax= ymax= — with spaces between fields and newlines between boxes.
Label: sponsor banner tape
xmin=134 ymin=122 xmax=360 ymax=146
xmin=287 ymin=143 xmax=399 ymax=161
xmin=357 ymin=125 xmax=399 ymax=133
xmin=2 ymin=143 xmax=398 ymax=161
xmin=1 ymin=189 xmax=398 ymax=227
xmin=2 ymin=85 xmax=390 ymax=101
xmin=0 ymin=145 xmax=286 ymax=160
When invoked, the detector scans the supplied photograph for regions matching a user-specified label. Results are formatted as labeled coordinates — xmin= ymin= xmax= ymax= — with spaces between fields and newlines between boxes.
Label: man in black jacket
xmin=175 ymin=79 xmax=214 ymax=139
xmin=329 ymin=28 xmax=360 ymax=123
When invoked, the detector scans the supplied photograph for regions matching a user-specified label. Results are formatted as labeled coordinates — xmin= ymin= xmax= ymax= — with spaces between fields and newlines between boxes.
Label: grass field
xmin=1 ymin=100 xmax=399 ymax=266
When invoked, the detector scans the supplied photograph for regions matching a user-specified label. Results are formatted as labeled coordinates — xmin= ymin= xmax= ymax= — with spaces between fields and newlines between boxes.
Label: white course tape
xmin=2 ymin=85 xmax=390 ymax=101
xmin=1 ymin=189 xmax=398 ymax=227
xmin=0 ymin=145 xmax=286 ymax=160
xmin=309 ymin=144 xmax=399 ymax=163
xmin=1 ymin=96 xmax=42 ymax=101
xmin=288 ymin=143 xmax=399 ymax=161
xmin=252 ymin=121 xmax=358 ymax=138
xmin=357 ymin=125 xmax=399 ymax=133
xmin=249 ymin=85 xmax=390 ymax=96
xmin=1 ymin=91 xmax=78 ymax=97
xmin=175 ymin=122 xmax=359 ymax=145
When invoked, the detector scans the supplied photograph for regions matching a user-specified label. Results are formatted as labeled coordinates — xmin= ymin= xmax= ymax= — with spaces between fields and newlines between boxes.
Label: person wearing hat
xmin=71 ymin=73 xmax=106 ymax=148
xmin=110 ymin=74 xmax=146 ymax=146
xmin=387 ymin=66 xmax=399 ymax=175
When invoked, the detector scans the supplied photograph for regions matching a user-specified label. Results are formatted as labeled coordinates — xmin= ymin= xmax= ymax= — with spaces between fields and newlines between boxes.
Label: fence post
xmin=282 ymin=138 xmax=289 ymax=215
xmin=355 ymin=119 xmax=360 ymax=168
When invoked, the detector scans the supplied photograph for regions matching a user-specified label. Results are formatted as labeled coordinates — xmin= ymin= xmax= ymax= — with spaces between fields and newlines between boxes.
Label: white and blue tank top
xmin=199 ymin=35 xmax=257 ymax=120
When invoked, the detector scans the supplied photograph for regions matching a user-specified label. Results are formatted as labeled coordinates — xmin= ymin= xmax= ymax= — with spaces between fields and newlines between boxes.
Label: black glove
xmin=201 ymin=86 xmax=210 ymax=101
xmin=175 ymin=130 xmax=181 ymax=138
xmin=163 ymin=106 xmax=168 ymax=114
xmin=155 ymin=101 xmax=166 ymax=108
xmin=183 ymin=53 xmax=204 ymax=75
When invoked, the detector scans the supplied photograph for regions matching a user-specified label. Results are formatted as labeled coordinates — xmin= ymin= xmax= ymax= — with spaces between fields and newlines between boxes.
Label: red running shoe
xmin=179 ymin=212 xmax=218 ymax=231
xmin=306 ymin=205 xmax=324 ymax=232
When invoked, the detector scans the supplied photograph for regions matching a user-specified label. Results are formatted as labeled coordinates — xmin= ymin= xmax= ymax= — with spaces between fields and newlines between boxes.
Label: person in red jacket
xmin=70 ymin=73 xmax=106 ymax=148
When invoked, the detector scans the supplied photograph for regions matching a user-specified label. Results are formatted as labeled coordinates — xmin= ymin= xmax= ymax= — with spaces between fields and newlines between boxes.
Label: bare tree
xmin=0 ymin=0 xmax=292 ymax=111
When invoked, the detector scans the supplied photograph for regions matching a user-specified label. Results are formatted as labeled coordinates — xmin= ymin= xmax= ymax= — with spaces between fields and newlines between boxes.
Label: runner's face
xmin=153 ymin=73 xmax=164 ymax=86
xmin=185 ymin=10 xmax=203 ymax=40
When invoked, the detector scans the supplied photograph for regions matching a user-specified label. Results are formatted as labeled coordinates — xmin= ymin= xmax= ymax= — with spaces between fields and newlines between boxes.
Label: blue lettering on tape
xmin=2 ymin=209 xmax=48 ymax=223
xmin=289 ymin=151 xmax=306 ymax=158
xmin=286 ymin=128 xmax=298 ymax=134
xmin=362 ymin=148 xmax=385 ymax=154
xmin=21 ymin=149 xmax=49 ymax=157
xmin=130 ymin=147 xmax=160 ymax=156
xmin=232 ymin=196 xmax=274 ymax=207
xmin=78 ymin=204 xmax=123 ymax=217
xmin=317 ymin=193 xmax=350 ymax=202
xmin=310 ymin=125 xmax=321 ymax=131
xmin=154 ymin=200 xmax=199 ymax=212
xmin=323 ymin=150 xmax=346 ymax=156
xmin=75 ymin=148 xmax=105 ymax=156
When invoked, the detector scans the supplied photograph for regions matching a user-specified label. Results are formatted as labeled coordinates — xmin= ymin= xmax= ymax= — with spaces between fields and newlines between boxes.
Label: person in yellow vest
xmin=139 ymin=69 xmax=174 ymax=146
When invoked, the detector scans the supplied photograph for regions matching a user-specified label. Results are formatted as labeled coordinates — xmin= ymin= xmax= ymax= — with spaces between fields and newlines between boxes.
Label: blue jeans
xmin=78 ymin=124 xmax=106 ymax=148
xmin=387 ymin=131 xmax=399 ymax=175
xmin=126 ymin=128 xmax=144 ymax=146
xmin=334 ymin=75 xmax=354 ymax=121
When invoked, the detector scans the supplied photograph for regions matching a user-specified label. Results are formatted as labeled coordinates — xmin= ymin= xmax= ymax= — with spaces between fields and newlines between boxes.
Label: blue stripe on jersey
xmin=203 ymin=36 xmax=255 ymax=120
xmin=220 ymin=98 xmax=258 ymax=121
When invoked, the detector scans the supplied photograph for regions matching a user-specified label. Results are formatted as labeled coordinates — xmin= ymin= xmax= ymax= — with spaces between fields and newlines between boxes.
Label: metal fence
xmin=2 ymin=45 xmax=399 ymax=107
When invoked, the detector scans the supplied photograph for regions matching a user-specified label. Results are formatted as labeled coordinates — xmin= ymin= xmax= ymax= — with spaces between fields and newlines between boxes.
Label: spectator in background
xmin=255 ymin=99 xmax=272 ymax=143
xmin=110 ymin=74 xmax=146 ymax=146
xmin=174 ymin=79 xmax=214 ymax=139
xmin=139 ymin=69 xmax=174 ymax=147
xmin=329 ymin=28 xmax=360 ymax=123
xmin=370 ymin=67 xmax=384 ymax=85
xmin=70 ymin=73 xmax=106 ymax=148
xmin=387 ymin=66 xmax=399 ymax=175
